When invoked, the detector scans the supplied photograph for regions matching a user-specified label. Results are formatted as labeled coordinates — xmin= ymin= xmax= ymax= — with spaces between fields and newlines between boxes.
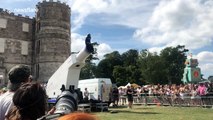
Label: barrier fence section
xmin=120 ymin=93 xmax=213 ymax=107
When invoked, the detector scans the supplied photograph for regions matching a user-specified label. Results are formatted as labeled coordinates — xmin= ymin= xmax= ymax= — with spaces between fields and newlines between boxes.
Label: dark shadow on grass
xmin=109 ymin=107 xmax=127 ymax=110
xmin=109 ymin=106 xmax=127 ymax=109
xmin=110 ymin=110 xmax=160 ymax=115
xmin=109 ymin=106 xmax=155 ymax=110
xmin=133 ymin=107 xmax=154 ymax=110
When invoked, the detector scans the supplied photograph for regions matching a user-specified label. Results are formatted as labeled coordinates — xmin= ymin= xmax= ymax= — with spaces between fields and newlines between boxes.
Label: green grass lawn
xmin=94 ymin=105 xmax=213 ymax=120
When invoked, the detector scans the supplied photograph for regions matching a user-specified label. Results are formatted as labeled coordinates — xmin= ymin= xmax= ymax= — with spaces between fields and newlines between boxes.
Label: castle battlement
xmin=42 ymin=0 xmax=67 ymax=3
xmin=38 ymin=0 xmax=69 ymax=8
xmin=18 ymin=14 xmax=22 ymax=17
xmin=0 ymin=8 xmax=33 ymax=20
xmin=0 ymin=8 xmax=12 ymax=15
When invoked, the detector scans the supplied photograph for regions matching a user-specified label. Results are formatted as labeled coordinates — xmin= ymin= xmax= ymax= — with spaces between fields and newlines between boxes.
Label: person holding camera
xmin=6 ymin=82 xmax=47 ymax=120
xmin=0 ymin=65 xmax=32 ymax=120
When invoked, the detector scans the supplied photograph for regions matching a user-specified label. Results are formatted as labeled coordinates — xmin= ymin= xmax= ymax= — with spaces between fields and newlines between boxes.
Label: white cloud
xmin=96 ymin=43 xmax=113 ymax=59
xmin=69 ymin=0 xmax=109 ymax=31
xmin=196 ymin=51 xmax=213 ymax=63
xmin=134 ymin=0 xmax=213 ymax=49
xmin=194 ymin=51 xmax=213 ymax=78
xmin=71 ymin=33 xmax=85 ymax=52
xmin=148 ymin=46 xmax=164 ymax=54
xmin=69 ymin=0 xmax=157 ymax=31
xmin=199 ymin=63 xmax=213 ymax=78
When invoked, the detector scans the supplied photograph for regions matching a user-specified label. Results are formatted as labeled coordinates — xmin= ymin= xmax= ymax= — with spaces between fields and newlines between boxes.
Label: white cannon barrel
xmin=46 ymin=34 xmax=94 ymax=98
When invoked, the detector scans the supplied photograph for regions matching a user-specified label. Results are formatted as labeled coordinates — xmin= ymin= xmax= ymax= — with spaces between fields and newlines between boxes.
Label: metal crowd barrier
xmin=119 ymin=93 xmax=213 ymax=108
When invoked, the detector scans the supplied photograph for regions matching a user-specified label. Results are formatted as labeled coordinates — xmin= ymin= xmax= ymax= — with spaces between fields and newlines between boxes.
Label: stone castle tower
xmin=34 ymin=1 xmax=71 ymax=82
xmin=0 ymin=0 xmax=71 ymax=87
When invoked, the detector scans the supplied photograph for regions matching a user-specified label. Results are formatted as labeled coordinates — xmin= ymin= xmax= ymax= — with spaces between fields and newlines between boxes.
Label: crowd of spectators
xmin=115 ymin=82 xmax=213 ymax=107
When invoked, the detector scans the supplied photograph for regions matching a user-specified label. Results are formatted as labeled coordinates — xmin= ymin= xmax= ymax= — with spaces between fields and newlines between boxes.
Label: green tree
xmin=121 ymin=49 xmax=138 ymax=66
xmin=113 ymin=66 xmax=127 ymax=86
xmin=138 ymin=46 xmax=188 ymax=84
xmin=81 ymin=45 xmax=188 ymax=85
xmin=160 ymin=45 xmax=188 ymax=84
xmin=138 ymin=51 xmax=166 ymax=84
xmin=125 ymin=65 xmax=142 ymax=84
xmin=112 ymin=49 xmax=143 ymax=85
xmin=80 ymin=63 xmax=96 ymax=79
xmin=96 ymin=51 xmax=122 ymax=83
xmin=80 ymin=52 xmax=98 ymax=79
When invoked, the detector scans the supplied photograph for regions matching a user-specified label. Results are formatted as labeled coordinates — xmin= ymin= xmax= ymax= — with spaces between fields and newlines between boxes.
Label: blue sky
xmin=0 ymin=0 xmax=213 ymax=78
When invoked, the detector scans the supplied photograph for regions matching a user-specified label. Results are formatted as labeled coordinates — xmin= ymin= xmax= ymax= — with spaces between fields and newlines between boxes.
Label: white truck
xmin=78 ymin=78 xmax=112 ymax=102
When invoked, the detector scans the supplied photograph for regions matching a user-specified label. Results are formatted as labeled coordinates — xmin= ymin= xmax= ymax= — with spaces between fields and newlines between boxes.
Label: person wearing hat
xmin=0 ymin=65 xmax=31 ymax=120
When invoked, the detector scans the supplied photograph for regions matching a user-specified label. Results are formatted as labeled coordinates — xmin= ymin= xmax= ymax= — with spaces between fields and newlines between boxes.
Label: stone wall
xmin=0 ymin=0 xmax=71 ymax=86
xmin=0 ymin=9 xmax=34 ymax=86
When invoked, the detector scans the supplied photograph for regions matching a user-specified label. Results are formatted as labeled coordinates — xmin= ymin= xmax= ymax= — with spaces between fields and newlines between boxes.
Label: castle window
xmin=36 ymin=40 xmax=40 ymax=54
xmin=0 ymin=58 xmax=3 ymax=67
xmin=21 ymin=41 xmax=28 ymax=55
xmin=11 ymin=42 xmax=16 ymax=53
xmin=0 ymin=38 xmax=5 ymax=53
xmin=0 ymin=18 xmax=7 ymax=28
xmin=36 ymin=64 xmax=39 ymax=78
xmin=22 ymin=22 xmax=29 ymax=32
xmin=36 ymin=21 xmax=40 ymax=33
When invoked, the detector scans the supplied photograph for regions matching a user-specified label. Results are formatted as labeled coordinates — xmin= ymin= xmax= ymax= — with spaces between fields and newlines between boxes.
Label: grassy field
xmin=94 ymin=105 xmax=213 ymax=120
